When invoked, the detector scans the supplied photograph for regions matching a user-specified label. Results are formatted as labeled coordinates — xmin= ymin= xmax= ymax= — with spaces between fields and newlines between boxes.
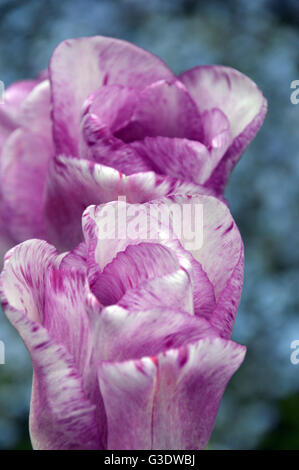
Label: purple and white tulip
xmin=0 ymin=36 xmax=267 ymax=255
xmin=0 ymin=194 xmax=245 ymax=450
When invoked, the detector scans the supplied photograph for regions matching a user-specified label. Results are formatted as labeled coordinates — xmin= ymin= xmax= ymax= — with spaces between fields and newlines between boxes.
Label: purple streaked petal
xmin=83 ymin=198 xmax=216 ymax=319
xmin=142 ymin=197 xmax=217 ymax=318
xmin=0 ymin=240 xmax=104 ymax=449
xmin=50 ymin=36 xmax=174 ymax=156
xmin=179 ymin=65 xmax=267 ymax=191
xmin=200 ymin=107 xmax=231 ymax=166
xmin=44 ymin=268 xmax=93 ymax=374
xmin=131 ymin=137 xmax=211 ymax=184
xmin=179 ymin=65 xmax=266 ymax=142
xmin=18 ymin=80 xmax=52 ymax=136
xmin=189 ymin=260 xmax=216 ymax=318
xmin=129 ymin=107 xmax=231 ymax=184
xmin=45 ymin=156 xmax=128 ymax=251
xmin=43 ymin=266 xmax=107 ymax=446
xmin=79 ymin=84 xmax=151 ymax=174
xmin=0 ymin=78 xmax=46 ymax=152
xmin=98 ymin=337 xmax=246 ymax=450
xmin=82 ymin=200 xmax=193 ymax=277
xmin=81 ymin=85 xmax=138 ymax=135
xmin=151 ymin=337 xmax=246 ymax=450
xmin=45 ymin=154 xmax=213 ymax=252
xmin=209 ymin=248 xmax=244 ymax=338
xmin=0 ymin=128 xmax=53 ymax=241
xmin=125 ymin=171 xmax=219 ymax=201
xmin=80 ymin=110 xmax=152 ymax=174
xmin=0 ymin=81 xmax=53 ymax=242
xmin=59 ymin=242 xmax=87 ymax=272
xmin=118 ymin=268 xmax=194 ymax=315
xmin=155 ymin=194 xmax=243 ymax=298
xmin=95 ymin=305 xmax=217 ymax=363
xmin=115 ymin=79 xmax=202 ymax=142
xmin=4 ymin=305 xmax=101 ymax=449
xmin=80 ymin=82 xmax=231 ymax=182
xmin=98 ymin=358 xmax=156 ymax=450
xmin=90 ymin=242 xmax=179 ymax=306
xmin=45 ymin=157 xmax=169 ymax=251
xmin=145 ymin=194 xmax=243 ymax=330
xmin=0 ymin=239 xmax=61 ymax=321
xmin=115 ymin=248 xmax=215 ymax=318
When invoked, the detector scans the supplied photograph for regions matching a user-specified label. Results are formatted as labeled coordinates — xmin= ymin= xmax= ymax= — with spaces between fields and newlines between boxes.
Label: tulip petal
xmin=44 ymin=266 xmax=107 ymax=444
xmin=98 ymin=358 xmax=156 ymax=450
xmin=115 ymin=79 xmax=202 ymax=142
xmin=146 ymin=194 xmax=243 ymax=333
xmin=60 ymin=242 xmax=87 ymax=272
xmin=18 ymin=80 xmax=52 ymax=136
xmin=155 ymin=194 xmax=243 ymax=296
xmin=0 ymin=81 xmax=54 ymax=242
xmin=45 ymin=156 xmax=128 ymax=250
xmin=80 ymin=110 xmax=152 ymax=175
xmin=80 ymin=82 xmax=231 ymax=180
xmin=82 ymin=200 xmax=193 ymax=281
xmin=44 ymin=268 xmax=93 ymax=374
xmin=89 ymin=242 xmax=179 ymax=306
xmin=2 ymin=79 xmax=38 ymax=120
xmin=125 ymin=171 xmax=217 ymax=201
xmin=190 ymin=260 xmax=216 ymax=318
xmin=199 ymin=107 xmax=231 ymax=164
xmin=0 ymin=128 xmax=52 ymax=241
xmin=4 ymin=305 xmax=101 ymax=449
xmin=45 ymin=155 xmax=213 ymax=251
xmin=95 ymin=305 xmax=216 ymax=363
xmin=98 ymin=337 xmax=245 ymax=450
xmin=209 ymin=248 xmax=244 ymax=338
xmin=50 ymin=36 xmax=174 ymax=156
xmin=0 ymin=240 xmax=104 ymax=449
xmin=130 ymin=124 xmax=230 ymax=184
xmin=82 ymin=85 xmax=138 ymax=135
xmin=0 ymin=80 xmax=39 ymax=151
xmin=118 ymin=268 xmax=194 ymax=315
xmin=83 ymin=197 xmax=216 ymax=318
xmin=1 ymin=240 xmax=106 ymax=449
xmin=130 ymin=104 xmax=231 ymax=184
xmin=131 ymin=137 xmax=211 ymax=184
xmin=151 ymin=338 xmax=246 ymax=449
xmin=179 ymin=65 xmax=267 ymax=191
xmin=79 ymin=84 xmax=151 ymax=174
xmin=0 ymin=239 xmax=61 ymax=322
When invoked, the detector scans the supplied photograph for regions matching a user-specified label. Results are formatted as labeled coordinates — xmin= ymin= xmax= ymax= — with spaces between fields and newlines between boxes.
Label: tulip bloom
xmin=0 ymin=36 xmax=267 ymax=256
xmin=0 ymin=194 xmax=245 ymax=450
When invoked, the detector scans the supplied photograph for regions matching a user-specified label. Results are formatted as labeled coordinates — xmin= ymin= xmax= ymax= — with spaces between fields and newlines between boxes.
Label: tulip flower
xmin=0 ymin=36 xmax=267 ymax=256
xmin=0 ymin=194 xmax=245 ymax=449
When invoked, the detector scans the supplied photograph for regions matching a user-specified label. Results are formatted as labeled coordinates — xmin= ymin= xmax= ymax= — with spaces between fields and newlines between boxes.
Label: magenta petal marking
xmin=50 ymin=36 xmax=174 ymax=156
xmin=180 ymin=65 xmax=267 ymax=191
xmin=98 ymin=337 xmax=245 ymax=450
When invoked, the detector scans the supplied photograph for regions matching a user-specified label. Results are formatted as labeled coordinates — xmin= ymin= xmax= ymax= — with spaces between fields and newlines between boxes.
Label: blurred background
xmin=0 ymin=0 xmax=298 ymax=450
